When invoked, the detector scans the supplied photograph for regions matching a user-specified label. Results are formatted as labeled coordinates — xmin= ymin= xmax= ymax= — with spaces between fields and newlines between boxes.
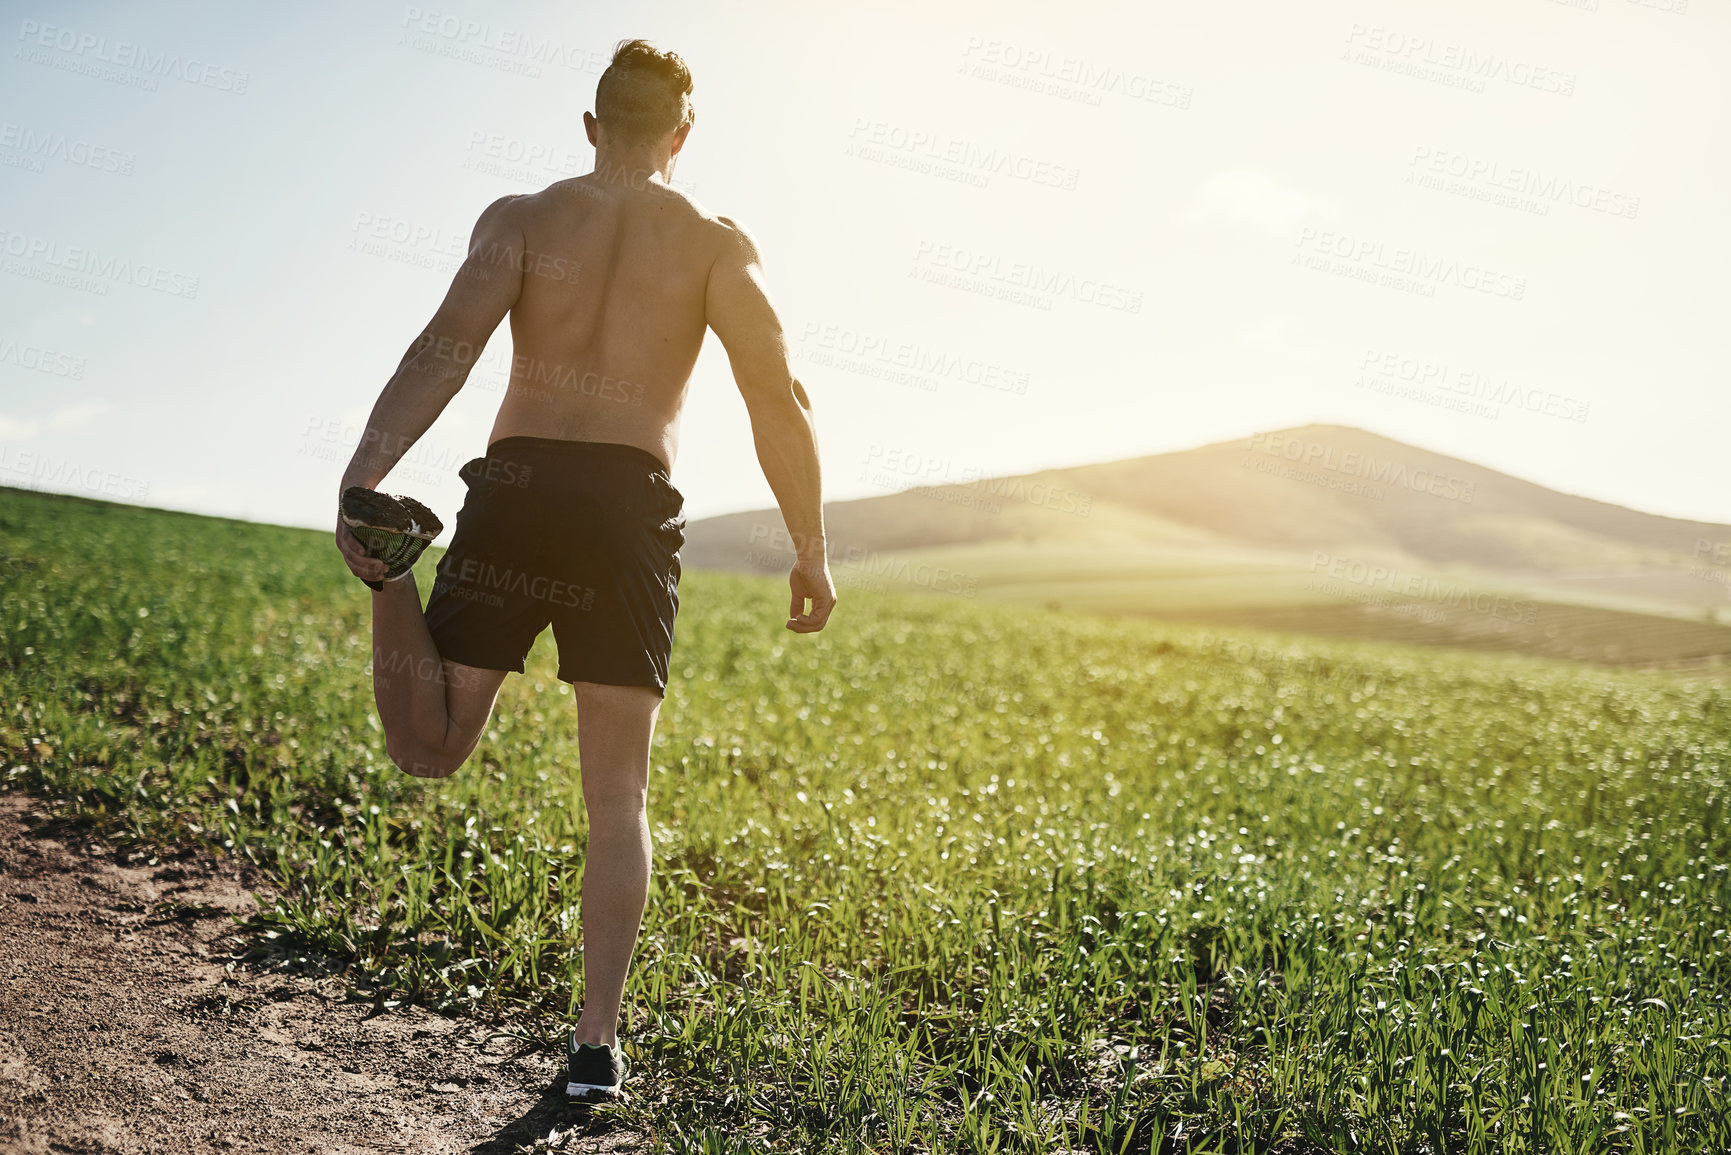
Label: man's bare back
xmin=486 ymin=175 xmax=729 ymax=471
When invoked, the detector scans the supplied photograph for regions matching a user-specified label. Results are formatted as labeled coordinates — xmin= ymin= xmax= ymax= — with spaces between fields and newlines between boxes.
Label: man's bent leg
xmin=570 ymin=681 xmax=662 ymax=1047
xmin=372 ymin=574 xmax=508 ymax=778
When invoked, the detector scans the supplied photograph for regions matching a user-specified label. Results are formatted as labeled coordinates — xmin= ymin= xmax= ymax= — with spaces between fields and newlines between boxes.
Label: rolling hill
xmin=684 ymin=425 xmax=1731 ymax=669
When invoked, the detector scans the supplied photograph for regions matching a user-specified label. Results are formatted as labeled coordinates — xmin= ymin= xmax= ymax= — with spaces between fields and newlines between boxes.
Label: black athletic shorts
xmin=423 ymin=436 xmax=686 ymax=692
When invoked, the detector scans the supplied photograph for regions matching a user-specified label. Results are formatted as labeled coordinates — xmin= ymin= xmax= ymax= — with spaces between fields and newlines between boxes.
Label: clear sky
xmin=2 ymin=0 xmax=1727 ymax=533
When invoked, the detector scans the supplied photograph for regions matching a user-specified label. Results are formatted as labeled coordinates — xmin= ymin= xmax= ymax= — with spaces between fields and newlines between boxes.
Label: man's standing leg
xmin=569 ymin=681 xmax=662 ymax=1045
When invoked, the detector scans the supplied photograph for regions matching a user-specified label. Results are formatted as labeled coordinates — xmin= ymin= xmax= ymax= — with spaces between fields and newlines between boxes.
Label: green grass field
xmin=4 ymin=484 xmax=1730 ymax=1153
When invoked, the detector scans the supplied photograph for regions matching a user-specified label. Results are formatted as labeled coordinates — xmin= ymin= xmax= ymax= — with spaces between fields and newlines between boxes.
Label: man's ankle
xmin=374 ymin=572 xmax=418 ymax=596
xmin=570 ymin=1022 xmax=617 ymax=1049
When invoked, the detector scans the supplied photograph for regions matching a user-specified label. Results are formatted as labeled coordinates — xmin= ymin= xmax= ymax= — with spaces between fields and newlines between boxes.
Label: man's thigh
xmin=572 ymin=682 xmax=663 ymax=805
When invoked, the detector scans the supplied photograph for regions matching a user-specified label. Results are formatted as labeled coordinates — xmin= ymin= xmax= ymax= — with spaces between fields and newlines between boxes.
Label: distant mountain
xmin=684 ymin=425 xmax=1731 ymax=670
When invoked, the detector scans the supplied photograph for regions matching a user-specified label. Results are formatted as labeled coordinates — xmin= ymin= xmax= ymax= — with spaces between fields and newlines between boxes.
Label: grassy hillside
xmin=4 ymin=485 xmax=1731 ymax=1152
xmin=685 ymin=425 xmax=1731 ymax=670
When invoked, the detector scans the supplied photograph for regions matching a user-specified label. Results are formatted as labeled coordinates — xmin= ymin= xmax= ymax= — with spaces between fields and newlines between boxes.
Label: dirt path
xmin=0 ymin=790 xmax=644 ymax=1155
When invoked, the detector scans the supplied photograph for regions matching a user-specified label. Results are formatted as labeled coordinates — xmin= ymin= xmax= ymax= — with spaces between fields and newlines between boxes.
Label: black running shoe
xmin=565 ymin=1031 xmax=628 ymax=1104
xmin=339 ymin=487 xmax=442 ymax=591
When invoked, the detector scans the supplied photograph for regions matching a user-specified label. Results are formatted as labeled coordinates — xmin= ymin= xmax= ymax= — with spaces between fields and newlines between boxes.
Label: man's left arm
xmin=338 ymin=196 xmax=525 ymax=494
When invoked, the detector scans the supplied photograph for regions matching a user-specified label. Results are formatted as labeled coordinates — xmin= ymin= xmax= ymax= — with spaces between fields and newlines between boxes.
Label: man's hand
xmin=335 ymin=515 xmax=389 ymax=585
xmin=787 ymin=558 xmax=837 ymax=633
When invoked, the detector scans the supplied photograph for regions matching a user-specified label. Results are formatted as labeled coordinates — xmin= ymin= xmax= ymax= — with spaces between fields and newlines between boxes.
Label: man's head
xmin=585 ymin=39 xmax=694 ymax=169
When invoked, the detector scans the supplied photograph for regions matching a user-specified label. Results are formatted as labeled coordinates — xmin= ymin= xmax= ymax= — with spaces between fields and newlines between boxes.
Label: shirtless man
xmin=332 ymin=40 xmax=836 ymax=1103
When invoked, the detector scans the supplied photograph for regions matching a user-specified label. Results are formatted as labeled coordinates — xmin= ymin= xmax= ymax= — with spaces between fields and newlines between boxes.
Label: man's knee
xmin=386 ymin=734 xmax=470 ymax=779
xmin=584 ymin=778 xmax=648 ymax=815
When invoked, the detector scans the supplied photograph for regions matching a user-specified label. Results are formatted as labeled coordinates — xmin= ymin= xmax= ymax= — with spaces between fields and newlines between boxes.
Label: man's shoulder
xmin=477 ymin=191 xmax=527 ymax=217
xmin=710 ymin=212 xmax=749 ymax=237
xmin=463 ymin=193 xmax=527 ymax=249
xmin=707 ymin=213 xmax=762 ymax=264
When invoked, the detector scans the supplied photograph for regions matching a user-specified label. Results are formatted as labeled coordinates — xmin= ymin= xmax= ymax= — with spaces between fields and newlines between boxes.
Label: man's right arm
xmin=704 ymin=217 xmax=836 ymax=633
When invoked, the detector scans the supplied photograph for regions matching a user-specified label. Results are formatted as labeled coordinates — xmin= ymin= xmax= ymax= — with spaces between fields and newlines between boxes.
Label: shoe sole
xmin=564 ymin=1080 xmax=625 ymax=1104
xmin=340 ymin=488 xmax=442 ymax=539
xmin=340 ymin=488 xmax=443 ymax=589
